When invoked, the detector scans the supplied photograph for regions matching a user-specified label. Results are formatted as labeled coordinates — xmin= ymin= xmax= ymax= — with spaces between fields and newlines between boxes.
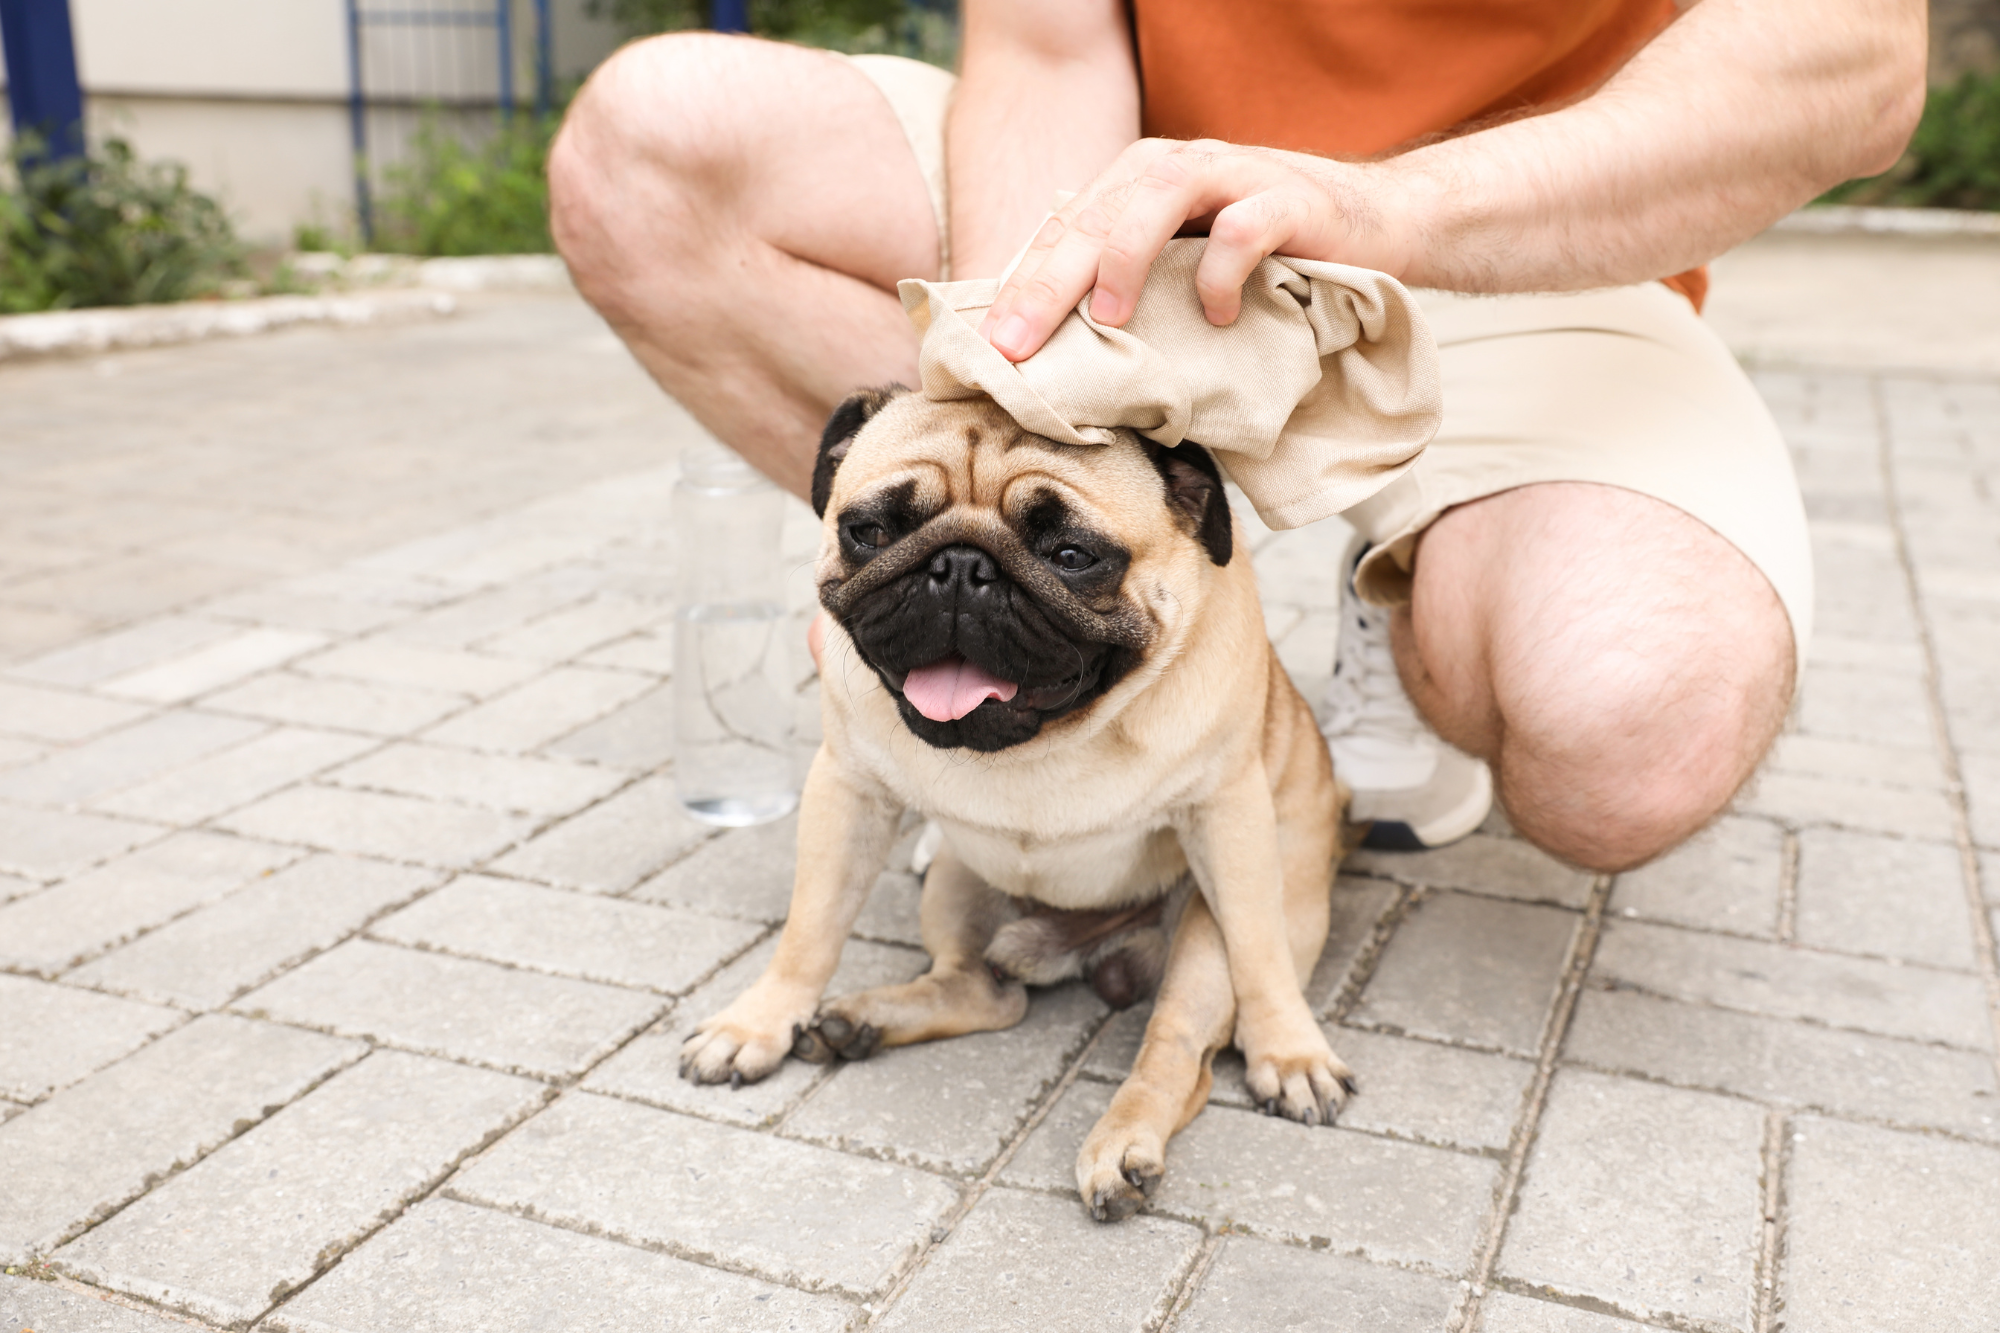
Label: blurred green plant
xmin=1822 ymin=70 xmax=2000 ymax=211
xmin=589 ymin=0 xmax=957 ymax=67
xmin=374 ymin=111 xmax=558 ymax=256
xmin=0 ymin=135 xmax=244 ymax=313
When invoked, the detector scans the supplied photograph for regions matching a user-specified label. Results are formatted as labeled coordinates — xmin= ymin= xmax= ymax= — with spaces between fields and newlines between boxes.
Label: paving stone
xmin=0 ymin=711 xmax=264 ymax=806
xmin=1965 ymin=750 xmax=2000 ymax=849
xmin=1499 ymin=1069 xmax=1764 ymax=1331
xmin=1476 ymin=1291 xmax=1653 ymax=1332
xmin=1804 ymin=632 xmax=1926 ymax=674
xmin=421 ymin=666 xmax=655 ymax=753
xmin=1794 ymin=828 xmax=1975 ymax=967
xmin=447 ymin=1091 xmax=961 ymax=1296
xmin=851 ymin=866 xmax=925 ymax=947
xmin=375 ymin=579 xmax=596 ymax=650
xmin=784 ymin=981 xmax=1105 ymax=1174
xmin=878 ymin=1186 xmax=1200 ymax=1333
xmin=266 ymin=1197 xmax=851 ymax=1333
xmin=1348 ymin=891 xmax=1577 ymax=1056
xmin=326 ymin=741 xmax=624 ymax=817
xmin=0 ymin=679 xmax=149 ymax=742
xmin=0 ymin=1274 xmax=198 ymax=1333
xmin=1607 ymin=816 xmax=1784 ymax=938
xmin=1564 ymin=987 xmax=2000 ymax=1143
xmin=1591 ymin=918 xmax=1991 ymax=1049
xmin=0 ymin=1015 xmax=361 ymax=1262
xmin=579 ymin=627 xmax=676 ymax=673
xmin=96 ymin=628 xmax=328 ymax=703
xmin=1763 ymin=732 xmax=1948 ymax=790
xmin=1001 ymin=1080 xmax=1496 ymax=1271
xmin=0 ymin=802 xmax=161 ymax=883
xmin=203 ymin=588 xmax=410 ymax=635
xmin=581 ymin=935 xmax=925 ymax=1129
xmin=91 ymin=727 xmax=377 ymax=824
xmin=69 ymin=855 xmax=437 ymax=1009
xmin=0 ymin=871 xmax=36 ymax=904
xmin=0 ymin=831 xmax=298 ymax=973
xmin=1736 ymin=769 xmax=1958 ymax=840
xmin=57 ymin=1051 xmax=546 ymax=1328
xmin=0 ymin=976 xmax=181 ymax=1102
xmin=4 ymin=616 xmax=241 ymax=688
xmin=1795 ymin=664 xmax=1934 ymax=748
xmin=632 ymin=813 xmax=798 ymax=922
xmin=488 ymin=776 xmax=712 ymax=893
xmin=294 ymin=639 xmax=541 ymax=698
xmin=1781 ymin=1116 xmax=2000 ymax=1332
xmin=1344 ymin=834 xmax=1594 ymax=908
xmin=217 ymin=784 xmax=532 ymax=867
xmin=1307 ymin=1026 xmax=1531 ymax=1153
xmin=543 ymin=683 xmax=676 ymax=770
xmin=0 ymin=735 xmax=42 ymax=770
xmin=370 ymin=875 xmax=762 ymax=994
xmin=1175 ymin=1236 xmax=1459 ymax=1333
xmin=236 ymin=939 xmax=663 ymax=1080
xmin=477 ymin=596 xmax=661 ymax=661
xmin=202 ymin=671 xmax=467 ymax=736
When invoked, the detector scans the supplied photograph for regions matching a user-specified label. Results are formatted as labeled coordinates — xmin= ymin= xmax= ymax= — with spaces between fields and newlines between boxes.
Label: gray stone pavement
xmin=2 ymin=238 xmax=1999 ymax=1332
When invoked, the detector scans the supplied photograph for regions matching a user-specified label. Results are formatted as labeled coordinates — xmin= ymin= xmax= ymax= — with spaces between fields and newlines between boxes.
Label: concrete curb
xmin=1774 ymin=204 xmax=2000 ymax=238
xmin=0 ymin=289 xmax=459 ymax=364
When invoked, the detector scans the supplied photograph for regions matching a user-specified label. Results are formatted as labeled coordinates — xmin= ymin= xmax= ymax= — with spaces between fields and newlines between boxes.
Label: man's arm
xmin=947 ymin=0 xmax=1139 ymax=280
xmin=979 ymin=0 xmax=1929 ymax=361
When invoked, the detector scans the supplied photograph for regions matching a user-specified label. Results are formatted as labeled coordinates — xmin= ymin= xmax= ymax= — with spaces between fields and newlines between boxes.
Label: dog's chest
xmin=939 ymin=819 xmax=1188 ymax=910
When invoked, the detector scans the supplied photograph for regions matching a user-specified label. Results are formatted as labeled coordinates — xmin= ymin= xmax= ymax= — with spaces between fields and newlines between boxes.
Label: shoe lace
xmin=1325 ymin=580 xmax=1426 ymax=744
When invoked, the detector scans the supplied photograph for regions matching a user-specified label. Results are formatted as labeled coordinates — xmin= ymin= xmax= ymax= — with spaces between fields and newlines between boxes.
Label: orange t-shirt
xmin=1131 ymin=0 xmax=1706 ymax=310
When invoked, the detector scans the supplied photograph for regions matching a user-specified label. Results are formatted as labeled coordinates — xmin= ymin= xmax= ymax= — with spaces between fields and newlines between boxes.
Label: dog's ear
xmin=813 ymin=386 xmax=905 ymax=518
xmin=1147 ymin=441 xmax=1233 ymax=566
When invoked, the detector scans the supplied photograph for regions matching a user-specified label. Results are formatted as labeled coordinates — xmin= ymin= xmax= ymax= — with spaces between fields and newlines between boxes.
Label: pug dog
xmin=680 ymin=386 xmax=1357 ymax=1221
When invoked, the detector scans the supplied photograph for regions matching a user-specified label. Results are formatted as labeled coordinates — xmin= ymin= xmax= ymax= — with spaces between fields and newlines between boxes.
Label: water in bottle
xmin=671 ymin=446 xmax=799 ymax=826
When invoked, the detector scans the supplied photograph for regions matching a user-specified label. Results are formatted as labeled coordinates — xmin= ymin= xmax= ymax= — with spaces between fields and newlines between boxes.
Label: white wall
xmin=4 ymin=0 xmax=626 ymax=244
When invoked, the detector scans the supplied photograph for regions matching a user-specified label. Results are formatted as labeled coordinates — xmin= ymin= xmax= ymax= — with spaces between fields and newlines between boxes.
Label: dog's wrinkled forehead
xmin=813 ymin=388 xmax=1232 ymax=568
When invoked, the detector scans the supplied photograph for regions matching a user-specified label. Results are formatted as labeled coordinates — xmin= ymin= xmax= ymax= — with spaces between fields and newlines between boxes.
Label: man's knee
xmin=549 ymin=34 xmax=763 ymax=300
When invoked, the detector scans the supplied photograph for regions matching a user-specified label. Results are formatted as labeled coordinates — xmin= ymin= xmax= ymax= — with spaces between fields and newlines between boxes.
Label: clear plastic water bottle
xmin=671 ymin=445 xmax=799 ymax=826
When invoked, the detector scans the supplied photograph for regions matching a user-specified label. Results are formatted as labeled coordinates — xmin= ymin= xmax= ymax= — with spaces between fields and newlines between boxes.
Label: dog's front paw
xmin=1239 ymin=1022 xmax=1356 ymax=1127
xmin=1075 ymin=1120 xmax=1165 ymax=1223
xmin=678 ymin=994 xmax=813 ymax=1087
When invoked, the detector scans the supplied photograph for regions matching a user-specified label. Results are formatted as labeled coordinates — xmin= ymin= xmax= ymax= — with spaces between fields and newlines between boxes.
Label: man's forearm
xmin=947 ymin=0 xmax=1139 ymax=279
xmin=1385 ymin=0 xmax=1928 ymax=291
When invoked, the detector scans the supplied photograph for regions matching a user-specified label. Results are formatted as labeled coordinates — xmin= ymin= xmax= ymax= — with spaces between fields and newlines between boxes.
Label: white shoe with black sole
xmin=1323 ymin=537 xmax=1493 ymax=850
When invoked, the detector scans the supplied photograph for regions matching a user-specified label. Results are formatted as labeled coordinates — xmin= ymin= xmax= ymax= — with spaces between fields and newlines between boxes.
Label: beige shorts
xmin=848 ymin=53 xmax=1814 ymax=655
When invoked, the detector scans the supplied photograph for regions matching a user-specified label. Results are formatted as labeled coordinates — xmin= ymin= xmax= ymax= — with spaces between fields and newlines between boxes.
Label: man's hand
xmin=978 ymin=140 xmax=1415 ymax=363
xmin=969 ymin=0 xmax=1927 ymax=365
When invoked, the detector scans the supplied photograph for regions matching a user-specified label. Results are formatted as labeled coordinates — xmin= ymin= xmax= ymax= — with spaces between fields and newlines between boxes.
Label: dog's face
xmin=813 ymin=387 xmax=1233 ymax=753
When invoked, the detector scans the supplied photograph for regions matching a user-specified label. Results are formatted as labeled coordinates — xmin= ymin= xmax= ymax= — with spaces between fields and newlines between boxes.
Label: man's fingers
xmin=985 ymin=194 xmax=1124 ymax=362
xmin=976 ymin=212 xmax=1068 ymax=341
xmin=1194 ymin=189 xmax=1309 ymax=325
xmin=1086 ymin=147 xmax=1219 ymax=326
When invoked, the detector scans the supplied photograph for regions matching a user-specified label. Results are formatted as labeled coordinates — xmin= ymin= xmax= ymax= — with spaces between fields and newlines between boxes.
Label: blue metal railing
xmin=0 ymin=0 xmax=84 ymax=161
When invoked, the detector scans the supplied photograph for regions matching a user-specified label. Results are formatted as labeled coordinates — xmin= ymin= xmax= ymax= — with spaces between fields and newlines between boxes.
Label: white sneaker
xmin=1324 ymin=536 xmax=1493 ymax=850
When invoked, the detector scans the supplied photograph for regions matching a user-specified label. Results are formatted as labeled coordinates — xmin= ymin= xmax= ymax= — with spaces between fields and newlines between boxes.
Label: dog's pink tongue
xmin=903 ymin=656 xmax=1018 ymax=722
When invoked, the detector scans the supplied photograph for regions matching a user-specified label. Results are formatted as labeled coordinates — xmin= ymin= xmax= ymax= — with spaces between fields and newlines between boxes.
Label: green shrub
xmin=0 ymin=136 xmax=244 ymax=313
xmin=1824 ymin=69 xmax=2000 ymax=211
xmin=590 ymin=0 xmax=957 ymax=67
xmin=374 ymin=112 xmax=557 ymax=256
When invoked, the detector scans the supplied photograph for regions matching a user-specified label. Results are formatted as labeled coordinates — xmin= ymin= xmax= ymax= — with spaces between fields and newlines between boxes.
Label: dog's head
xmin=813 ymin=387 xmax=1233 ymax=753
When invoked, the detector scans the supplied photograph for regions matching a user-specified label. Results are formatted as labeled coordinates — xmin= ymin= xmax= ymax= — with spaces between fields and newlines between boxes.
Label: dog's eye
xmin=847 ymin=523 xmax=890 ymax=549
xmin=1053 ymin=546 xmax=1096 ymax=572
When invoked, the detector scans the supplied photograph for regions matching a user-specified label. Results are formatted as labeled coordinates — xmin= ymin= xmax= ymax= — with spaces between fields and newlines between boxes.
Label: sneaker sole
xmin=1357 ymin=759 xmax=1494 ymax=851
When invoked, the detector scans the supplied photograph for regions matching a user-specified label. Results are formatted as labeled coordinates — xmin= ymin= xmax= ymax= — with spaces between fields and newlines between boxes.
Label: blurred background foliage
xmin=1 ymin=135 xmax=245 ymax=313
xmin=372 ymin=112 xmax=559 ymax=256
xmin=587 ymin=0 xmax=957 ymax=67
xmin=1823 ymin=69 xmax=2000 ymax=210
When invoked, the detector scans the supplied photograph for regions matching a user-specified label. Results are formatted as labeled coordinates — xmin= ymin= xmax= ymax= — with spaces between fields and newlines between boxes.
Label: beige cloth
xmin=900 ymin=241 xmax=1443 ymax=530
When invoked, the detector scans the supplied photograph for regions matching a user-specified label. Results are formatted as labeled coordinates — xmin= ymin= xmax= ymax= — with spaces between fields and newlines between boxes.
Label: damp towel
xmin=898 ymin=237 xmax=1443 ymax=531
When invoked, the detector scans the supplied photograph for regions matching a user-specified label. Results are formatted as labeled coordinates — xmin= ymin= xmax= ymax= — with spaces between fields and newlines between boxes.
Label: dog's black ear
xmin=813 ymin=386 xmax=905 ymax=518
xmin=1147 ymin=441 xmax=1233 ymax=566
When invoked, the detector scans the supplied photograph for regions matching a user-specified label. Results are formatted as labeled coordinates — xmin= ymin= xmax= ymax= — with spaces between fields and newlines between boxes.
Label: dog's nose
xmin=928 ymin=545 xmax=1000 ymax=591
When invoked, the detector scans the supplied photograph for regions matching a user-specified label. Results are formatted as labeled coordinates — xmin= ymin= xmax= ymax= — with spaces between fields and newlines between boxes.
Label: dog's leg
xmin=802 ymin=841 xmax=1029 ymax=1061
xmin=1177 ymin=760 xmax=1350 ymax=1125
xmin=1075 ymin=891 xmax=1232 ymax=1221
xmin=681 ymin=748 xmax=900 ymax=1085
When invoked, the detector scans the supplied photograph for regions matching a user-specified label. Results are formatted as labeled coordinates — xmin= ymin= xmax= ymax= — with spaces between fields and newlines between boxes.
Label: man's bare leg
xmin=1394 ymin=482 xmax=1794 ymax=873
xmin=549 ymin=33 xmax=938 ymax=500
